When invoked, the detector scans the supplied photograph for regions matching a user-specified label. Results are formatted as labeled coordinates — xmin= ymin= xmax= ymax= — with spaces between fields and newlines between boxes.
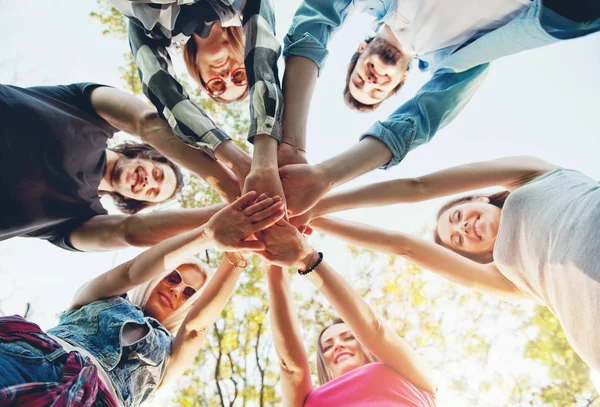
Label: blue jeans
xmin=0 ymin=339 xmax=66 ymax=387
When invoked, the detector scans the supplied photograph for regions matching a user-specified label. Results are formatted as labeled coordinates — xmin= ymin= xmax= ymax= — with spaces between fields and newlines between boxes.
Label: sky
xmin=0 ymin=0 xmax=599 ymax=405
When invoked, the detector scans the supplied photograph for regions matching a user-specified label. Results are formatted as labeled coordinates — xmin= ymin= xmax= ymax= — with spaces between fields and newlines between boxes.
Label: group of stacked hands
xmin=0 ymin=0 xmax=599 ymax=406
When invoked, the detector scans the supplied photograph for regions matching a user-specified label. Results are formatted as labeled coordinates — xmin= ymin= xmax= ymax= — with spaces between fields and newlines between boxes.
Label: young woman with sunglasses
xmin=0 ymin=192 xmax=285 ymax=406
xmin=290 ymin=155 xmax=600 ymax=372
xmin=256 ymin=222 xmax=437 ymax=406
xmin=108 ymin=0 xmax=284 ymax=199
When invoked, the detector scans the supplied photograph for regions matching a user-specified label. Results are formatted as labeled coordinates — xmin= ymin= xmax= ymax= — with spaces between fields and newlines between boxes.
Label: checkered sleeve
xmin=128 ymin=19 xmax=230 ymax=158
xmin=242 ymin=0 xmax=284 ymax=144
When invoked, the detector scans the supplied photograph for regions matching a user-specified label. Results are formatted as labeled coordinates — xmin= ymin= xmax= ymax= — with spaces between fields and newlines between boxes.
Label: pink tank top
xmin=304 ymin=363 xmax=436 ymax=407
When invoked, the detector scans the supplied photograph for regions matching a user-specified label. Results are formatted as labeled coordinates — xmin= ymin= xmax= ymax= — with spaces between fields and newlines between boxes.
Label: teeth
xmin=336 ymin=354 xmax=351 ymax=363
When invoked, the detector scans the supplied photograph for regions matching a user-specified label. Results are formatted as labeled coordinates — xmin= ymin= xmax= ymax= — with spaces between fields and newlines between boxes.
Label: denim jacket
xmin=283 ymin=0 xmax=576 ymax=168
xmin=47 ymin=296 xmax=173 ymax=407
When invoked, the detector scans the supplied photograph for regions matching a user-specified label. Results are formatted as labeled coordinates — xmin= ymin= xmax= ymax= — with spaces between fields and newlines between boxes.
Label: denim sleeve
xmin=361 ymin=63 xmax=490 ymax=169
xmin=283 ymin=0 xmax=354 ymax=70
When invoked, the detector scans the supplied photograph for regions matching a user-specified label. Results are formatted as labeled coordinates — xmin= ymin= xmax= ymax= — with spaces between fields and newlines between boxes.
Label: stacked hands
xmin=205 ymin=190 xmax=320 ymax=271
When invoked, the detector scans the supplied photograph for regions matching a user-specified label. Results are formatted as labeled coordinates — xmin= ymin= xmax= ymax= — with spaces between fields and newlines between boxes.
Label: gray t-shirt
xmin=494 ymin=169 xmax=600 ymax=370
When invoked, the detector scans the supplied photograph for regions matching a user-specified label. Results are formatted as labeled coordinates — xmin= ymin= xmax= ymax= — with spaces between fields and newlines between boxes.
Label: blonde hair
xmin=183 ymin=26 xmax=248 ymax=103
xmin=128 ymin=260 xmax=210 ymax=333
xmin=316 ymin=318 xmax=378 ymax=385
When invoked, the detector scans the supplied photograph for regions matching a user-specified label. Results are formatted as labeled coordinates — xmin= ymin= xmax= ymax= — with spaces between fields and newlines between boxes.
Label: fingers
xmin=251 ymin=208 xmax=286 ymax=232
xmin=250 ymin=200 xmax=285 ymax=223
xmin=232 ymin=191 xmax=258 ymax=210
xmin=243 ymin=195 xmax=282 ymax=216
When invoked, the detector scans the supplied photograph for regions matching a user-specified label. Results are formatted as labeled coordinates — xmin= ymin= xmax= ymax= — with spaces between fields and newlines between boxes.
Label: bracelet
xmin=225 ymin=253 xmax=248 ymax=269
xmin=298 ymin=251 xmax=323 ymax=276
xmin=280 ymin=141 xmax=306 ymax=154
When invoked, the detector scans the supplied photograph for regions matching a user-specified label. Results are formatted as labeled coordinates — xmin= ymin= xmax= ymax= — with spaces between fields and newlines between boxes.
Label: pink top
xmin=304 ymin=363 xmax=436 ymax=407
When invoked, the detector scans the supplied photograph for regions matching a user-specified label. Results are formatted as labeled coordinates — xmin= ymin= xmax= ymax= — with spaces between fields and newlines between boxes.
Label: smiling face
xmin=348 ymin=37 xmax=409 ymax=106
xmin=320 ymin=323 xmax=370 ymax=379
xmin=110 ymin=155 xmax=178 ymax=204
xmin=192 ymin=23 xmax=247 ymax=102
xmin=144 ymin=264 xmax=207 ymax=324
xmin=436 ymin=198 xmax=502 ymax=256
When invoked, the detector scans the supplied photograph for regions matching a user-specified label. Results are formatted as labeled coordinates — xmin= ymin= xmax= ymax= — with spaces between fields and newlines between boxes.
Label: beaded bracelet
xmin=298 ymin=252 xmax=323 ymax=276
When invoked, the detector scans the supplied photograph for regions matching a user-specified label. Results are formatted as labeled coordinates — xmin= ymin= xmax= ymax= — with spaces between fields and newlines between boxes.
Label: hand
xmin=254 ymin=220 xmax=317 ymax=269
xmin=206 ymin=192 xmax=285 ymax=251
xmin=242 ymin=166 xmax=286 ymax=208
xmin=277 ymin=142 xmax=308 ymax=168
xmin=289 ymin=210 xmax=316 ymax=232
xmin=279 ymin=164 xmax=330 ymax=217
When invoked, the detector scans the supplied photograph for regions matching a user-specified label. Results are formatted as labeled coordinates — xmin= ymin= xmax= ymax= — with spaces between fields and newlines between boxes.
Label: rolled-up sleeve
xmin=243 ymin=0 xmax=284 ymax=143
xmin=361 ymin=63 xmax=490 ymax=169
xmin=128 ymin=20 xmax=229 ymax=158
xmin=283 ymin=0 xmax=354 ymax=71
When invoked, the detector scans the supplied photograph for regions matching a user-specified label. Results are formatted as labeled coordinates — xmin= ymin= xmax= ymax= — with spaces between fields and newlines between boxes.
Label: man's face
xmin=110 ymin=155 xmax=178 ymax=203
xmin=348 ymin=37 xmax=409 ymax=106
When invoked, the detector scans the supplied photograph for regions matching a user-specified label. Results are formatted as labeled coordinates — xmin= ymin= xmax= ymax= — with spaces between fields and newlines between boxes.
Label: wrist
xmin=214 ymin=140 xmax=251 ymax=180
xmin=298 ymin=248 xmax=318 ymax=270
xmin=252 ymin=135 xmax=278 ymax=169
xmin=314 ymin=162 xmax=336 ymax=191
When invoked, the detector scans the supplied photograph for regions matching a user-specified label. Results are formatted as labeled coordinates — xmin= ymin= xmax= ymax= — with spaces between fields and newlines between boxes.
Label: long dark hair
xmin=433 ymin=190 xmax=510 ymax=264
xmin=104 ymin=143 xmax=184 ymax=214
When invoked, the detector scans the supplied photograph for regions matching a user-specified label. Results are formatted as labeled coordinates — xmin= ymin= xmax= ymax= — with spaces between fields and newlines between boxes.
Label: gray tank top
xmin=494 ymin=169 xmax=600 ymax=371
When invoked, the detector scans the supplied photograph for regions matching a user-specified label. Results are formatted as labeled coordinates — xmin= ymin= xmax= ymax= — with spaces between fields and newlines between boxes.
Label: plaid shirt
xmin=0 ymin=315 xmax=117 ymax=407
xmin=110 ymin=0 xmax=283 ymax=157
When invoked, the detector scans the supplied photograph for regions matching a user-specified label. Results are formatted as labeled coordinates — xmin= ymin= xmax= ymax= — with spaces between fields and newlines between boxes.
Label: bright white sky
xmin=1 ymin=1 xmax=599 ymax=405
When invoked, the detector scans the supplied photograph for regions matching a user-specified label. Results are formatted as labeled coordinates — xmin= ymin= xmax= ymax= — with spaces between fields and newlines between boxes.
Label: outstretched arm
xmin=161 ymin=256 xmax=244 ymax=386
xmin=293 ymin=156 xmax=557 ymax=224
xmin=68 ymin=192 xmax=285 ymax=310
xmin=266 ymin=266 xmax=313 ymax=406
xmin=69 ymin=205 xmax=225 ymax=252
xmin=90 ymin=86 xmax=244 ymax=202
xmin=257 ymin=222 xmax=437 ymax=393
xmin=311 ymin=217 xmax=527 ymax=300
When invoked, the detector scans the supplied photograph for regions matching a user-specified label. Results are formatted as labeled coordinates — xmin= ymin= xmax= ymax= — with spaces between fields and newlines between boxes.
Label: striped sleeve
xmin=127 ymin=19 xmax=230 ymax=158
xmin=242 ymin=0 xmax=284 ymax=144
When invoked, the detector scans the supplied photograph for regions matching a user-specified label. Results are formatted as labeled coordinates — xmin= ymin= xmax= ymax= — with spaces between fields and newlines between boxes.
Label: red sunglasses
xmin=161 ymin=269 xmax=197 ymax=300
xmin=204 ymin=67 xmax=248 ymax=96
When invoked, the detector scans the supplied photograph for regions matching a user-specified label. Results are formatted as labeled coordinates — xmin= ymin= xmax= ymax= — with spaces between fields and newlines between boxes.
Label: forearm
xmin=162 ymin=259 xmax=243 ymax=387
xmin=181 ymin=259 xmax=242 ymax=333
xmin=310 ymin=178 xmax=424 ymax=218
xmin=311 ymin=217 xmax=404 ymax=255
xmin=124 ymin=205 xmax=225 ymax=247
xmin=281 ymin=56 xmax=319 ymax=148
xmin=267 ymin=266 xmax=313 ymax=406
xmin=252 ymin=135 xmax=279 ymax=169
xmin=214 ymin=139 xmax=252 ymax=186
xmin=317 ymin=137 xmax=392 ymax=191
xmin=267 ymin=267 xmax=311 ymax=373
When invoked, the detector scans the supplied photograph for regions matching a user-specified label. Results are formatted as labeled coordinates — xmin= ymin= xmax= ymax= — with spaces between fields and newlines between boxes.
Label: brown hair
xmin=183 ymin=26 xmax=249 ymax=104
xmin=104 ymin=142 xmax=184 ymax=214
xmin=343 ymin=37 xmax=409 ymax=112
xmin=433 ymin=190 xmax=510 ymax=264
xmin=316 ymin=318 xmax=378 ymax=385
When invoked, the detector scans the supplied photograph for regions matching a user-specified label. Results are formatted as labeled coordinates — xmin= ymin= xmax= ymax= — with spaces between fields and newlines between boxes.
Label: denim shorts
xmin=0 ymin=338 xmax=66 ymax=387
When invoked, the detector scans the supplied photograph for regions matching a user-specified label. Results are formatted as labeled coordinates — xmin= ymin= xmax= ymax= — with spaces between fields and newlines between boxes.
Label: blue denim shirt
xmin=47 ymin=296 xmax=173 ymax=407
xmin=283 ymin=0 xmax=585 ymax=168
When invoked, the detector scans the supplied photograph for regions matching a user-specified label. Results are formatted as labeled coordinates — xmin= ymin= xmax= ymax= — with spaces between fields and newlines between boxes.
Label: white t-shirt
xmin=384 ymin=0 xmax=530 ymax=59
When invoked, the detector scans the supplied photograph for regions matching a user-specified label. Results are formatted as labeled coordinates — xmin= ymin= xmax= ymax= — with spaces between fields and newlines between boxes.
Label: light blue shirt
xmin=284 ymin=0 xmax=596 ymax=168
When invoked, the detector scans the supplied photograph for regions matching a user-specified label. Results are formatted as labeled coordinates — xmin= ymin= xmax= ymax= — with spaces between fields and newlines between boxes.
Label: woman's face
xmin=320 ymin=323 xmax=370 ymax=379
xmin=194 ymin=22 xmax=247 ymax=102
xmin=436 ymin=198 xmax=502 ymax=255
xmin=144 ymin=264 xmax=207 ymax=323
